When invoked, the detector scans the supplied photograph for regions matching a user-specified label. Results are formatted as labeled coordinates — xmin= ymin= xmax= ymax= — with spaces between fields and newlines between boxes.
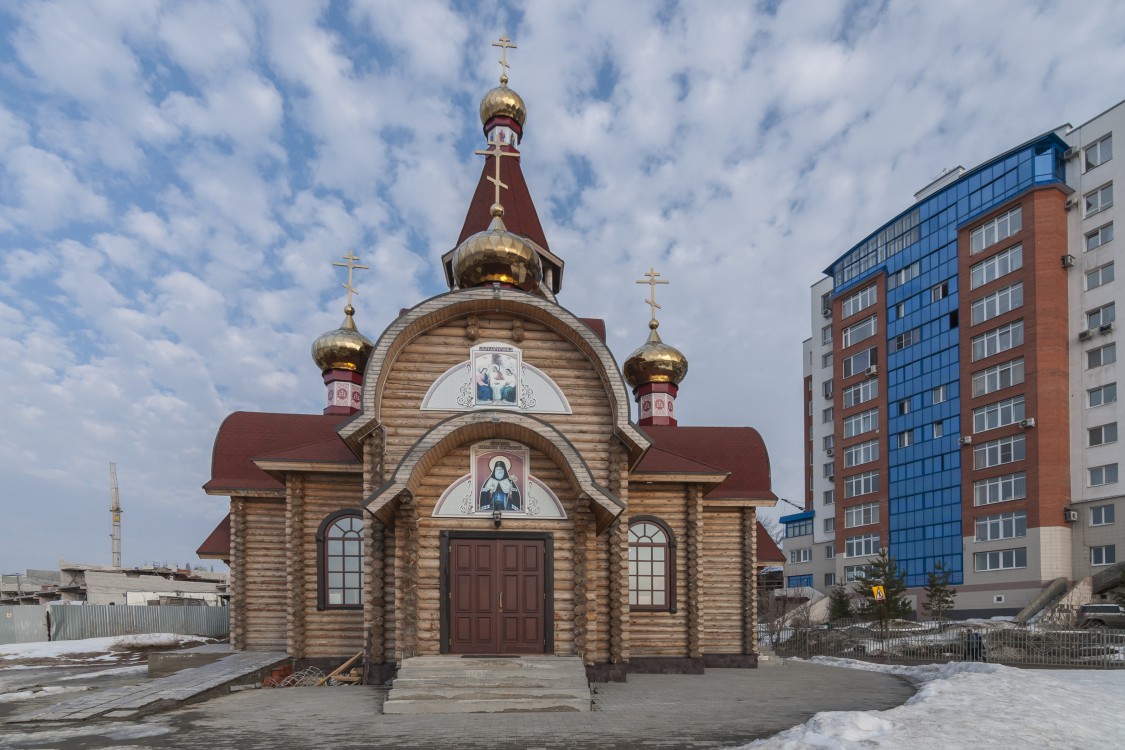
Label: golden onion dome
xmin=480 ymin=83 xmax=527 ymax=127
xmin=452 ymin=205 xmax=543 ymax=291
xmin=311 ymin=305 xmax=374 ymax=372
xmin=623 ymin=321 xmax=689 ymax=388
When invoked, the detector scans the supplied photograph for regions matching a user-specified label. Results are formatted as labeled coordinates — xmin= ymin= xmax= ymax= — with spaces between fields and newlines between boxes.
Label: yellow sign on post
xmin=872 ymin=585 xmax=886 ymax=601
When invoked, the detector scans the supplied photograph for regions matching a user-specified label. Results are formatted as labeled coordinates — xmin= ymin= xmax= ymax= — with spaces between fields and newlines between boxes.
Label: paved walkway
xmin=4 ymin=651 xmax=286 ymax=723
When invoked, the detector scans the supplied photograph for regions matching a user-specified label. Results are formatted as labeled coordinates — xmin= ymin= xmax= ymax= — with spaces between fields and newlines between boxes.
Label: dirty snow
xmin=58 ymin=664 xmax=149 ymax=680
xmin=0 ymin=684 xmax=89 ymax=703
xmin=0 ymin=634 xmax=209 ymax=662
xmin=744 ymin=657 xmax=1125 ymax=749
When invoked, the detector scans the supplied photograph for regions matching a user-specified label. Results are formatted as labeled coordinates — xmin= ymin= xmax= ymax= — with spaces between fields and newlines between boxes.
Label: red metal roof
xmin=457 ymin=152 xmax=549 ymax=251
xmin=196 ymin=514 xmax=231 ymax=560
xmin=578 ymin=317 xmax=606 ymax=342
xmin=637 ymin=426 xmax=776 ymax=501
xmin=756 ymin=523 xmax=785 ymax=563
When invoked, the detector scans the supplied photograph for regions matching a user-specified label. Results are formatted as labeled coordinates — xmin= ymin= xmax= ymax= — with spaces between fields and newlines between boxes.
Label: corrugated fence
xmin=0 ymin=605 xmax=229 ymax=645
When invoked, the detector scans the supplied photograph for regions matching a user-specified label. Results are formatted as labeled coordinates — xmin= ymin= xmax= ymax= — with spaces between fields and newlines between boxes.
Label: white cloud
xmin=0 ymin=146 xmax=109 ymax=230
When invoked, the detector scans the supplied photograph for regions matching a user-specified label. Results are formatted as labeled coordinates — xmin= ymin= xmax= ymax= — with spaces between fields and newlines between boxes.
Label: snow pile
xmin=0 ymin=634 xmax=210 ymax=663
xmin=0 ymin=685 xmax=89 ymax=704
xmin=58 ymin=665 xmax=148 ymax=681
xmin=745 ymin=657 xmax=1125 ymax=749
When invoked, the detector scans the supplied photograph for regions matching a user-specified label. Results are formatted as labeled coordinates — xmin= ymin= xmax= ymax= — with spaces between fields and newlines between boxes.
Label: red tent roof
xmin=637 ymin=426 xmax=776 ymax=501
xmin=457 ymin=151 xmax=549 ymax=251
xmin=196 ymin=514 xmax=231 ymax=560
xmin=756 ymin=523 xmax=785 ymax=563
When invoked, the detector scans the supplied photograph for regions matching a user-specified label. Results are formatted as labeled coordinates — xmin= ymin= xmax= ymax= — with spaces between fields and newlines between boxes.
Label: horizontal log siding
xmin=627 ymin=485 xmax=689 ymax=656
xmin=242 ymin=498 xmax=287 ymax=651
xmin=301 ymin=474 xmax=365 ymax=658
xmin=702 ymin=509 xmax=744 ymax=654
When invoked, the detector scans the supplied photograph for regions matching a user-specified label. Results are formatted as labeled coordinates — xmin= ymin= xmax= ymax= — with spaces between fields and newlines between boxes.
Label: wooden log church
xmin=197 ymin=38 xmax=782 ymax=683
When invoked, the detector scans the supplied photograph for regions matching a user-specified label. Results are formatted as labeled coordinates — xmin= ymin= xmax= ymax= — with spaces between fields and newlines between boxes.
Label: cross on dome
xmin=492 ymin=34 xmax=517 ymax=85
xmin=636 ymin=267 xmax=669 ymax=328
xmin=333 ymin=250 xmax=368 ymax=311
xmin=474 ymin=136 xmax=521 ymax=214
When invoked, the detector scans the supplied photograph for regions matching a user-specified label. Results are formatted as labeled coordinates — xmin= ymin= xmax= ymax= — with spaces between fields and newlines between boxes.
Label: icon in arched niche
xmin=473 ymin=343 xmax=520 ymax=406
xmin=432 ymin=439 xmax=566 ymax=520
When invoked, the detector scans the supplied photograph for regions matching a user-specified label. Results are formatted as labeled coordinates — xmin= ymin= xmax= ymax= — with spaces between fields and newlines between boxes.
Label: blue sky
xmin=1 ymin=0 xmax=1124 ymax=571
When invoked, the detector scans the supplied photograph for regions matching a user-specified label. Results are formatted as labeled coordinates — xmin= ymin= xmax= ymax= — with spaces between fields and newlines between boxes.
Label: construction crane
xmin=109 ymin=462 xmax=122 ymax=568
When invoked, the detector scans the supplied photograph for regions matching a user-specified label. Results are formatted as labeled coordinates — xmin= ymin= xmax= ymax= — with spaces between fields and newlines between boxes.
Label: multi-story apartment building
xmin=787 ymin=100 xmax=1123 ymax=617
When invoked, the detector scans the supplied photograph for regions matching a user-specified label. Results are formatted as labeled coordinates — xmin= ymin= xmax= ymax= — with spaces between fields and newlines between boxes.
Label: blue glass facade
xmin=827 ymin=135 xmax=1067 ymax=587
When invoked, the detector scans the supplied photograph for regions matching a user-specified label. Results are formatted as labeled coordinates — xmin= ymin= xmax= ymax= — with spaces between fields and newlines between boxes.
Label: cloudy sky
xmin=1 ymin=0 xmax=1123 ymax=572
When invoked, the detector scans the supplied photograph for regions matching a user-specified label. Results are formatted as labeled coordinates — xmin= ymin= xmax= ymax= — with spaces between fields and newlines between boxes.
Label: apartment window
xmin=823 ymin=435 xmax=835 ymax=452
xmin=973 ymin=472 xmax=1026 ymax=506
xmin=822 ymin=325 xmax=833 ymax=344
xmin=1092 ymin=545 xmax=1117 ymax=567
xmin=823 ymin=462 xmax=835 ymax=478
xmin=843 ymin=379 xmax=878 ymax=408
xmin=887 ymin=261 xmax=920 ymax=290
xmin=898 ymin=398 xmax=911 ymax=416
xmin=844 ymin=471 xmax=879 ymax=498
xmin=823 ymin=489 xmax=835 ymax=505
xmin=973 ymin=395 xmax=1026 ymax=433
xmin=787 ymin=574 xmax=815 ymax=588
xmin=842 ymin=316 xmax=878 ymax=348
xmin=824 ymin=572 xmax=836 ymax=586
xmin=1088 ymin=383 xmax=1118 ymax=407
xmin=972 ymin=358 xmax=1024 ymax=397
xmin=844 ymin=502 xmax=879 ymax=529
xmin=1087 ymin=263 xmax=1114 ymax=291
xmin=790 ymin=548 xmax=813 ymax=564
xmin=841 ymin=285 xmax=877 ymax=318
xmin=786 ymin=518 xmax=814 ymax=537
xmin=933 ymin=420 xmax=944 ymax=439
xmin=1085 ymin=134 xmax=1113 ymax=171
xmin=1085 ymin=183 xmax=1113 ymax=216
xmin=845 ymin=564 xmax=875 ymax=582
xmin=929 ymin=281 xmax=948 ymax=303
xmin=975 ymin=510 xmax=1027 ymax=542
xmin=1088 ymin=343 xmax=1117 ymax=369
xmin=843 ymin=408 xmax=879 ymax=438
xmin=897 ymin=431 xmax=914 ymax=448
xmin=1089 ymin=464 xmax=1119 ymax=487
xmin=823 ymin=407 xmax=835 ymax=423
xmin=972 ymin=320 xmax=1024 ymax=361
xmin=844 ymin=439 xmax=879 ymax=468
xmin=822 ymin=352 xmax=834 ymax=369
xmin=893 ymin=329 xmax=918 ymax=351
xmin=974 ymin=547 xmax=1027 ymax=572
xmin=973 ymin=434 xmax=1026 ymax=469
xmin=1087 ymin=302 xmax=1116 ymax=329
xmin=932 ymin=384 xmax=947 ymax=404
xmin=971 ymin=282 xmax=1023 ymax=325
xmin=970 ymin=206 xmax=1022 ymax=254
xmin=1086 ymin=223 xmax=1113 ymax=252
xmin=1090 ymin=423 xmax=1118 ymax=447
xmin=1091 ymin=505 xmax=1115 ymax=526
xmin=845 ymin=533 xmax=879 ymax=558
xmin=823 ymin=380 xmax=834 ymax=400
xmin=970 ymin=244 xmax=1022 ymax=290
xmin=842 ymin=347 xmax=877 ymax=378
xmin=824 ymin=518 xmax=835 ymax=533
xmin=896 ymin=302 xmax=907 ymax=318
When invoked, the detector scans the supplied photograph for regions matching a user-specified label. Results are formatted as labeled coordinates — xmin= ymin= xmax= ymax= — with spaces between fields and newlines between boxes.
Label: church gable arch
xmin=431 ymin=439 xmax=567 ymax=520
xmin=421 ymin=341 xmax=572 ymax=414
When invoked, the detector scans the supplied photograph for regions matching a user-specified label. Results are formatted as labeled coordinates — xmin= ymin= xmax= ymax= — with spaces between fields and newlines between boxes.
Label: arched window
xmin=317 ymin=510 xmax=364 ymax=610
xmin=628 ymin=516 xmax=676 ymax=612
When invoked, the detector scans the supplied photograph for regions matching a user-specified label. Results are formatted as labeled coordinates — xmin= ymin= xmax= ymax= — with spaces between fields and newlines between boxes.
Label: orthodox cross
xmin=636 ymin=267 xmax=669 ymax=325
xmin=475 ymin=136 xmax=520 ymax=207
xmin=333 ymin=250 xmax=368 ymax=308
xmin=493 ymin=34 xmax=517 ymax=84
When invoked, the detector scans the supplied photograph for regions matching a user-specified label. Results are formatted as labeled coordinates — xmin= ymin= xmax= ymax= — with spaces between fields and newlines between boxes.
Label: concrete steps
xmin=383 ymin=656 xmax=591 ymax=714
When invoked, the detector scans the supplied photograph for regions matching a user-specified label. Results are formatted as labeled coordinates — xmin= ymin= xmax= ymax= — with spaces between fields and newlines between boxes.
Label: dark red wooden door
xmin=449 ymin=538 xmax=544 ymax=654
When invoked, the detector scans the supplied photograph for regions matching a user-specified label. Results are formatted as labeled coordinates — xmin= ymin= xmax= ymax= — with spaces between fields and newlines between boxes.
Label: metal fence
xmin=760 ymin=620 xmax=1125 ymax=670
xmin=0 ymin=606 xmax=50 ymax=644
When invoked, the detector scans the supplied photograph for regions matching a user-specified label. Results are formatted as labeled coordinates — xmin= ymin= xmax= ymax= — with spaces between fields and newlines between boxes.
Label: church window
xmin=317 ymin=510 xmax=364 ymax=609
xmin=628 ymin=517 xmax=676 ymax=612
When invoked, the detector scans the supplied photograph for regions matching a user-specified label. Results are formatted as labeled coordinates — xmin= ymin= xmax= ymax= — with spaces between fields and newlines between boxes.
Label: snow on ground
xmin=0 ymin=634 xmax=210 ymax=664
xmin=0 ymin=685 xmax=89 ymax=703
xmin=744 ymin=657 xmax=1125 ymax=749
xmin=58 ymin=664 xmax=148 ymax=680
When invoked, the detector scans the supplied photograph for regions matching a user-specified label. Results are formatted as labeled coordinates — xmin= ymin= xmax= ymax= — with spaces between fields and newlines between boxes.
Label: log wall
xmin=626 ymin=485 xmax=689 ymax=656
xmin=702 ymin=509 xmax=745 ymax=654
xmin=240 ymin=497 xmax=287 ymax=651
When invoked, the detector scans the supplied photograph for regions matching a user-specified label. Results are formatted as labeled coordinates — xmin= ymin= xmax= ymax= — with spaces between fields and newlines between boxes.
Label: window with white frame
xmin=845 ymin=564 xmax=875 ymax=581
xmin=887 ymin=261 xmax=920 ymax=290
xmin=971 ymin=206 xmax=1021 ymax=254
xmin=823 ymin=379 xmax=834 ymax=400
xmin=822 ymin=325 xmax=833 ymax=344
xmin=973 ymin=472 xmax=1026 ymax=506
xmin=823 ymin=407 xmax=834 ymax=423
xmin=1089 ymin=383 xmax=1118 ymax=408
xmin=1091 ymin=545 xmax=1116 ymax=566
xmin=893 ymin=329 xmax=918 ymax=351
xmin=972 ymin=320 xmax=1024 ymax=361
xmin=1087 ymin=263 xmax=1114 ymax=291
xmin=842 ymin=347 xmax=877 ymax=377
xmin=974 ymin=547 xmax=1027 ymax=572
xmin=842 ymin=315 xmax=878 ymax=348
xmin=1085 ymin=183 xmax=1113 ymax=215
xmin=931 ymin=281 xmax=949 ymax=303
xmin=973 ymin=395 xmax=1026 ymax=433
xmin=1091 ymin=505 xmax=1115 ymax=526
xmin=897 ymin=398 xmax=911 ymax=416
xmin=844 ymin=471 xmax=879 ymax=498
xmin=844 ymin=439 xmax=879 ymax=468
xmin=1085 ymin=134 xmax=1113 ymax=171
xmin=975 ymin=510 xmax=1027 ymax=542
xmin=1090 ymin=422 xmax=1118 ymax=447
xmin=1087 ymin=302 xmax=1116 ymax=329
xmin=1088 ymin=343 xmax=1117 ymax=369
xmin=844 ymin=502 xmax=879 ymax=528
xmin=973 ymin=358 xmax=1024 ymax=397
xmin=823 ymin=462 xmax=834 ymax=478
xmin=824 ymin=518 xmax=835 ymax=533
xmin=824 ymin=489 xmax=835 ymax=505
xmin=932 ymin=384 xmax=948 ymax=404
xmin=1090 ymin=463 xmax=1119 ymax=487
xmin=971 ymin=244 xmax=1023 ymax=290
xmin=822 ymin=352 xmax=834 ymax=368
xmin=841 ymin=285 xmax=877 ymax=318
xmin=843 ymin=379 xmax=878 ymax=408
xmin=1086 ymin=223 xmax=1113 ymax=252
xmin=971 ymin=282 xmax=1023 ymax=325
xmin=843 ymin=408 xmax=879 ymax=438
xmin=897 ymin=431 xmax=914 ymax=448
xmin=790 ymin=547 xmax=812 ymax=564
xmin=845 ymin=533 xmax=879 ymax=558
xmin=973 ymin=434 xmax=1026 ymax=469
xmin=824 ymin=572 xmax=836 ymax=586
xmin=933 ymin=420 xmax=944 ymax=439
xmin=823 ymin=435 xmax=835 ymax=452
xmin=896 ymin=301 xmax=907 ymax=318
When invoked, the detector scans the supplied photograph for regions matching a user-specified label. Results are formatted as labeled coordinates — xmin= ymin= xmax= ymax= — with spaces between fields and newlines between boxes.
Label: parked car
xmin=1076 ymin=603 xmax=1125 ymax=629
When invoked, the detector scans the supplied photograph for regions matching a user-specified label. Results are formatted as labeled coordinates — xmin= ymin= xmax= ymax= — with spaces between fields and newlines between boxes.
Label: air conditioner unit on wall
xmin=1061 ymin=254 xmax=1076 ymax=268
xmin=865 ymin=365 xmax=878 ymax=376
xmin=1063 ymin=146 xmax=1080 ymax=160
xmin=1019 ymin=418 xmax=1036 ymax=428
xmin=825 ymin=448 xmax=834 ymax=457
xmin=1064 ymin=508 xmax=1078 ymax=522
xmin=958 ymin=435 xmax=973 ymax=445
xmin=1100 ymin=322 xmax=1115 ymax=334
xmin=1064 ymin=196 xmax=1079 ymax=210
xmin=1079 ymin=329 xmax=1093 ymax=341
xmin=822 ymin=308 xmax=832 ymax=318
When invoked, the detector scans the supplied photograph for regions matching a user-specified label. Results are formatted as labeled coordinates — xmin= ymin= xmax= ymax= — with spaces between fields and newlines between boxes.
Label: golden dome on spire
xmin=480 ymin=83 xmax=527 ymax=127
xmin=312 ymin=305 xmax=374 ymax=372
xmin=623 ymin=321 xmax=689 ymax=388
xmin=452 ymin=206 xmax=543 ymax=291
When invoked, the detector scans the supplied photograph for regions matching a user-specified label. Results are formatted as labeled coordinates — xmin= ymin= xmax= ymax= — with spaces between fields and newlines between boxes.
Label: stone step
xmin=383 ymin=697 xmax=590 ymax=714
xmin=387 ymin=686 xmax=591 ymax=701
xmin=393 ymin=675 xmax=587 ymax=688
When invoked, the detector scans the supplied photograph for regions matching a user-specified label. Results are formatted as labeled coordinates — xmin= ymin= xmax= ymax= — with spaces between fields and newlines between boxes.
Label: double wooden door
xmin=448 ymin=538 xmax=545 ymax=654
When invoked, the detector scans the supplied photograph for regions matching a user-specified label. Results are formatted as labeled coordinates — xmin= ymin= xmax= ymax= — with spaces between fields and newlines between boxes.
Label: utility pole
xmin=109 ymin=462 xmax=122 ymax=568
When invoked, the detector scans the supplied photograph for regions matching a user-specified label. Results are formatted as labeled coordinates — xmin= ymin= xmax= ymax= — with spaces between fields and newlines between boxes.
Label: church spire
xmin=623 ymin=268 xmax=689 ymax=426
